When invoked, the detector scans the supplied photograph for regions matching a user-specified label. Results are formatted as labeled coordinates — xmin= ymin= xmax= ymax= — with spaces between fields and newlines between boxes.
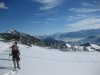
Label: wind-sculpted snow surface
xmin=0 ymin=41 xmax=100 ymax=75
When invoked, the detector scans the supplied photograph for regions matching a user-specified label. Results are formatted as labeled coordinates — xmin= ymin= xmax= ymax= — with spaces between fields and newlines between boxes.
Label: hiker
xmin=10 ymin=42 xmax=20 ymax=69
xmin=83 ymin=45 xmax=88 ymax=51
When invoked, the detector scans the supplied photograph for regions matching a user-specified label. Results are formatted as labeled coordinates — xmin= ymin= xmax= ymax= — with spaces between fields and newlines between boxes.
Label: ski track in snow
xmin=3 ymin=70 xmax=17 ymax=75
xmin=1 ymin=41 xmax=100 ymax=75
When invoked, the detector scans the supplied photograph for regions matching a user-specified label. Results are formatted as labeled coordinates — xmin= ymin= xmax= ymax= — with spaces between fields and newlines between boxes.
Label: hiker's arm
xmin=10 ymin=46 xmax=12 ymax=49
xmin=18 ymin=47 xmax=20 ymax=55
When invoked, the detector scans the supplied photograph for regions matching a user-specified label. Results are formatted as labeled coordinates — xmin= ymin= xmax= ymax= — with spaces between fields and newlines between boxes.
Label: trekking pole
xmin=8 ymin=42 xmax=11 ymax=60
xmin=7 ymin=41 xmax=12 ymax=69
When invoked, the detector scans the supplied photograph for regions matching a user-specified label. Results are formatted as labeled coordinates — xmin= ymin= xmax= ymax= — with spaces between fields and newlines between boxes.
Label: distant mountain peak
xmin=6 ymin=29 xmax=20 ymax=35
xmin=7 ymin=29 xmax=16 ymax=32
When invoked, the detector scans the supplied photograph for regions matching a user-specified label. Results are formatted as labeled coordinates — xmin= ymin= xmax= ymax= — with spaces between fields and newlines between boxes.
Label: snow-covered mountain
xmin=6 ymin=29 xmax=20 ymax=36
xmin=44 ymin=37 xmax=66 ymax=48
xmin=0 ymin=30 xmax=67 ymax=49
xmin=1 ymin=29 xmax=100 ymax=50
xmin=40 ymin=29 xmax=100 ymax=40
xmin=73 ymin=36 xmax=100 ymax=45
xmin=38 ymin=29 xmax=100 ymax=46
xmin=0 ymin=29 xmax=44 ymax=46
xmin=0 ymin=41 xmax=100 ymax=75
xmin=1 ymin=30 xmax=100 ymax=75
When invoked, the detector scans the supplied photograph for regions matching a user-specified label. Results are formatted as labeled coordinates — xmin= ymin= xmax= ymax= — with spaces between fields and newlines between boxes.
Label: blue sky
xmin=0 ymin=0 xmax=100 ymax=35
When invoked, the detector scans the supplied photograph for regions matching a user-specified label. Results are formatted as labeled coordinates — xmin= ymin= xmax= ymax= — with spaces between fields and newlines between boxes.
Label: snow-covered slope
xmin=0 ymin=41 xmax=100 ymax=75
xmin=0 ymin=41 xmax=10 ymax=53
xmin=15 ymin=46 xmax=100 ymax=75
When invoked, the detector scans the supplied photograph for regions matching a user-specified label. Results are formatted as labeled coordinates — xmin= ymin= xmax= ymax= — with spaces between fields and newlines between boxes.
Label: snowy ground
xmin=0 ymin=41 xmax=100 ymax=75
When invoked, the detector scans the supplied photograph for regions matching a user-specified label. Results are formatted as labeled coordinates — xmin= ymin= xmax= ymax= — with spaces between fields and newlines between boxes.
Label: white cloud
xmin=43 ymin=21 xmax=50 ymax=24
xmin=81 ymin=2 xmax=94 ymax=7
xmin=34 ymin=0 xmax=63 ymax=10
xmin=47 ymin=18 xmax=55 ymax=21
xmin=31 ymin=21 xmax=41 ymax=23
xmin=0 ymin=2 xmax=8 ymax=9
xmin=69 ymin=8 xmax=100 ymax=13
xmin=66 ymin=1 xmax=100 ymax=32
xmin=35 ymin=13 xmax=45 ymax=15
xmin=66 ymin=14 xmax=88 ymax=21
xmin=82 ymin=1 xmax=100 ymax=7
xmin=31 ymin=21 xmax=50 ymax=24
xmin=69 ymin=1 xmax=100 ymax=13
xmin=35 ymin=10 xmax=58 ymax=15
xmin=45 ymin=10 xmax=58 ymax=13
xmin=66 ymin=18 xmax=100 ymax=32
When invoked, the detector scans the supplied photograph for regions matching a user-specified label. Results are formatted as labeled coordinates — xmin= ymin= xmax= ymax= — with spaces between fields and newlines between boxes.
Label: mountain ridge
xmin=0 ymin=29 xmax=66 ymax=48
xmin=39 ymin=28 xmax=100 ymax=39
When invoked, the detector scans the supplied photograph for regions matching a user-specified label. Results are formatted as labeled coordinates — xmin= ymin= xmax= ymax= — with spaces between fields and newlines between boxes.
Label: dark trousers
xmin=12 ymin=56 xmax=20 ymax=69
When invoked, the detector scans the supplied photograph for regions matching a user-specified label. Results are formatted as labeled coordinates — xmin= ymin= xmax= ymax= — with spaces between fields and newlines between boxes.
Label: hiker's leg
xmin=17 ymin=60 xmax=20 ymax=69
xmin=13 ymin=57 xmax=16 ymax=69
xmin=16 ymin=56 xmax=20 ymax=69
